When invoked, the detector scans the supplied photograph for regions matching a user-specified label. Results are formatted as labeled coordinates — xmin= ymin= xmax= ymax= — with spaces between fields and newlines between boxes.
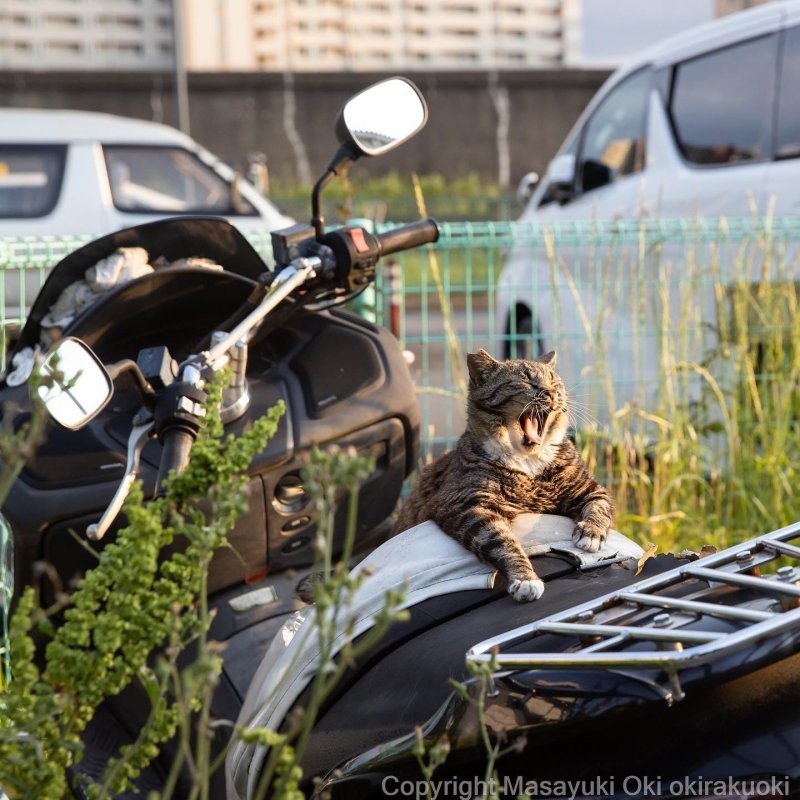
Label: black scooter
xmin=5 ymin=78 xmax=800 ymax=800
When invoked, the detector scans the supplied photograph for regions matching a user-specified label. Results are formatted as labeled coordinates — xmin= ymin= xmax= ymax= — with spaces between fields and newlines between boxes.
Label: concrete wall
xmin=0 ymin=69 xmax=609 ymax=187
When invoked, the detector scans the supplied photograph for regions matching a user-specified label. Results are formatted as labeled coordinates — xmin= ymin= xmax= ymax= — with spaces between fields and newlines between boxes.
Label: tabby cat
xmin=394 ymin=349 xmax=614 ymax=602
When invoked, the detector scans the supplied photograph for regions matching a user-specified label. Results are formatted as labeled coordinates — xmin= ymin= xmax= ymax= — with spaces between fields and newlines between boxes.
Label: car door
xmin=765 ymin=19 xmax=800 ymax=215
xmin=534 ymin=67 xmax=652 ymax=224
xmin=498 ymin=67 xmax=652 ymax=367
xmin=507 ymin=68 xmax=653 ymax=422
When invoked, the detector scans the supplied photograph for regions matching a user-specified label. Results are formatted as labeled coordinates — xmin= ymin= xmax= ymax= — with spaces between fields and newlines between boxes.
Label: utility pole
xmin=172 ymin=0 xmax=190 ymax=134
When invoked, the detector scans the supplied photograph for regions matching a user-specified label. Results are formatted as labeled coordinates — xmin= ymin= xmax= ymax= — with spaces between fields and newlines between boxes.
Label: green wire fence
xmin=1 ymin=218 xmax=799 ymax=549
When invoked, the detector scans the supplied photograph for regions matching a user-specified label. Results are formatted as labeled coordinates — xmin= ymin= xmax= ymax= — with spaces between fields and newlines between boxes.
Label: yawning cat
xmin=394 ymin=349 xmax=614 ymax=601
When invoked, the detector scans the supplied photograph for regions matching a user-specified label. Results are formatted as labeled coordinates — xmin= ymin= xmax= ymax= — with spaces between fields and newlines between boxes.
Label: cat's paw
xmin=508 ymin=578 xmax=545 ymax=602
xmin=572 ymin=522 xmax=608 ymax=553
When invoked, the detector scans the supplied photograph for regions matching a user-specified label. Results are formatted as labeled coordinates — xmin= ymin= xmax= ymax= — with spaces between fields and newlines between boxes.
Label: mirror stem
xmin=311 ymin=169 xmax=334 ymax=239
xmin=107 ymin=359 xmax=156 ymax=400
xmin=311 ymin=146 xmax=357 ymax=239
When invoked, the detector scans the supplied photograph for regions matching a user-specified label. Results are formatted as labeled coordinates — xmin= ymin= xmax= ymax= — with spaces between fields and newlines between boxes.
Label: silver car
xmin=499 ymin=1 xmax=800 ymax=427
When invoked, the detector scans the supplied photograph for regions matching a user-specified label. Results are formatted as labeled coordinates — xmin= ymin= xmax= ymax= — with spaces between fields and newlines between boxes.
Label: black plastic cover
xmin=11 ymin=216 xmax=268 ymax=360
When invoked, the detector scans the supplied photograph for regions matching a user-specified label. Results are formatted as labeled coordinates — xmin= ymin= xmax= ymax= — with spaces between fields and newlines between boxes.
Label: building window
xmin=44 ymin=14 xmax=81 ymax=26
xmin=47 ymin=41 xmax=83 ymax=53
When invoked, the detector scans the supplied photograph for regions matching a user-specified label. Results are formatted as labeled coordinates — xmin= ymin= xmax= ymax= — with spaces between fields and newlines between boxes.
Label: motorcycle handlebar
xmin=156 ymin=427 xmax=196 ymax=487
xmin=375 ymin=218 xmax=439 ymax=257
xmin=320 ymin=218 xmax=438 ymax=294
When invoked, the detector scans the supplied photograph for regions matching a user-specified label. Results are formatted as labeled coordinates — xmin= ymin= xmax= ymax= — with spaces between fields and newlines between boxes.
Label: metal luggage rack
xmin=467 ymin=521 xmax=800 ymax=704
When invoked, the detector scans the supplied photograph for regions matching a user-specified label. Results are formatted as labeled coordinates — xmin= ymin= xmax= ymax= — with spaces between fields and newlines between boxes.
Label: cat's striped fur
xmin=394 ymin=349 xmax=614 ymax=602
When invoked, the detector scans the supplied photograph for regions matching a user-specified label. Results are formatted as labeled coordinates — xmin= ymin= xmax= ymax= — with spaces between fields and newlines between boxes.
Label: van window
xmin=0 ymin=145 xmax=66 ymax=219
xmin=775 ymin=24 xmax=800 ymax=161
xmin=670 ymin=35 xmax=777 ymax=166
xmin=577 ymin=68 xmax=649 ymax=195
xmin=104 ymin=145 xmax=256 ymax=216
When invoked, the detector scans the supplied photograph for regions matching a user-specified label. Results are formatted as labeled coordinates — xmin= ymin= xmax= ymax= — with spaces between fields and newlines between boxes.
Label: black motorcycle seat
xmin=301 ymin=553 xmax=682 ymax=780
xmin=228 ymin=517 xmax=652 ymax=796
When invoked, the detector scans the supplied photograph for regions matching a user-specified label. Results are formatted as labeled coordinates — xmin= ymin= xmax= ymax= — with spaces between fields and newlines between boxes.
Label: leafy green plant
xmin=0 ymin=371 xmax=285 ymax=799
xmin=0 ymin=379 xmax=413 ymax=800
xmin=0 ymin=363 xmax=58 ymax=692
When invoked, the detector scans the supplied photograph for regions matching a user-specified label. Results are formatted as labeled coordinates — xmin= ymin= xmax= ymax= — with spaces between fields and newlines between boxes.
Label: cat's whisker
xmin=569 ymin=408 xmax=600 ymax=430
xmin=565 ymin=386 xmax=594 ymax=402
xmin=564 ymin=387 xmax=601 ymax=429
xmin=521 ymin=399 xmax=535 ymax=414
xmin=564 ymin=384 xmax=600 ymax=404
xmin=566 ymin=404 xmax=601 ymax=432
xmin=567 ymin=400 xmax=597 ymax=417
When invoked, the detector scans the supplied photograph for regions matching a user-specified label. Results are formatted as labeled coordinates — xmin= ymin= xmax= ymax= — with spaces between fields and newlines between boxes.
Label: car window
xmin=670 ymin=34 xmax=777 ymax=166
xmin=103 ymin=145 xmax=256 ymax=216
xmin=577 ymin=68 xmax=650 ymax=194
xmin=775 ymin=24 xmax=800 ymax=161
xmin=0 ymin=145 xmax=67 ymax=219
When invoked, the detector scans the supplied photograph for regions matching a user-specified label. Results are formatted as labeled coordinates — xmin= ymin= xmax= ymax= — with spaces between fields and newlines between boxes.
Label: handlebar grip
xmin=156 ymin=427 xmax=196 ymax=488
xmin=376 ymin=218 xmax=439 ymax=257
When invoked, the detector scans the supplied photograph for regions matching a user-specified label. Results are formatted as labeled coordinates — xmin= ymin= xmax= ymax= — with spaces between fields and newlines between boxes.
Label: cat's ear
xmin=467 ymin=349 xmax=500 ymax=387
xmin=539 ymin=350 xmax=557 ymax=368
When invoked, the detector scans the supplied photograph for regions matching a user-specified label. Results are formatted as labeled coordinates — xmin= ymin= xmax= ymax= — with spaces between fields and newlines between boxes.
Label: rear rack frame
xmin=467 ymin=520 xmax=800 ymax=703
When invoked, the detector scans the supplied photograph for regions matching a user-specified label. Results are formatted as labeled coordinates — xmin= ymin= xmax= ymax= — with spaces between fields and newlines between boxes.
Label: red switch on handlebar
xmin=347 ymin=228 xmax=370 ymax=253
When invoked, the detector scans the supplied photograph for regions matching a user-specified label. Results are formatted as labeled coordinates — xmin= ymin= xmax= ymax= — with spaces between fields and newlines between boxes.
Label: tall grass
xmin=385 ymin=218 xmax=800 ymax=554
xmin=549 ymin=220 xmax=800 ymax=552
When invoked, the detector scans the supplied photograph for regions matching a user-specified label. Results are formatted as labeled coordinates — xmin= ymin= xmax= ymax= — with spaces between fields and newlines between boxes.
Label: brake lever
xmin=86 ymin=420 xmax=153 ymax=541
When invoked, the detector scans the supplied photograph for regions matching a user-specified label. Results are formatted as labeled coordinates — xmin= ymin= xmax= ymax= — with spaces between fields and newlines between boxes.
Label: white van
xmin=0 ymin=109 xmax=292 ymax=315
xmin=498 ymin=0 xmax=800 ymax=425
xmin=0 ymin=109 xmax=292 ymax=239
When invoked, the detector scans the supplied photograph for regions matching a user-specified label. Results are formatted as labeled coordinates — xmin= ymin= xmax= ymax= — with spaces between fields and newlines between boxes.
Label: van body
xmin=498 ymin=1 xmax=800 ymax=427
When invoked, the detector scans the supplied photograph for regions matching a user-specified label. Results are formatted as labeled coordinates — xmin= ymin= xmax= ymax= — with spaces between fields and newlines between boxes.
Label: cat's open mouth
xmin=519 ymin=409 xmax=548 ymax=448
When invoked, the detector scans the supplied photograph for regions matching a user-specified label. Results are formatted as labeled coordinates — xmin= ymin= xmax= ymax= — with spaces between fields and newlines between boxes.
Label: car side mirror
xmin=546 ymin=153 xmax=577 ymax=205
xmin=516 ymin=171 xmax=540 ymax=203
xmin=34 ymin=337 xmax=113 ymax=430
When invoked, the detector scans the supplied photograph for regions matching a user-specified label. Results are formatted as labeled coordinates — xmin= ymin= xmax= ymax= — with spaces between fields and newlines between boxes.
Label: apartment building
xmin=1 ymin=0 xmax=582 ymax=72
xmin=185 ymin=0 xmax=583 ymax=72
xmin=1 ymin=0 xmax=175 ymax=70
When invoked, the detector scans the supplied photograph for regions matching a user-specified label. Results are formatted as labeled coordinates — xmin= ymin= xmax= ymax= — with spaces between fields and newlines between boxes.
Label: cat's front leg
xmin=469 ymin=516 xmax=544 ymax=602
xmin=572 ymin=498 xmax=613 ymax=553
xmin=437 ymin=506 xmax=545 ymax=602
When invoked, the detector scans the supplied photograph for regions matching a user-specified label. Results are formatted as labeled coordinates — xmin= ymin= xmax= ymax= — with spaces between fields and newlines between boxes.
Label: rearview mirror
xmin=516 ymin=171 xmax=540 ymax=203
xmin=337 ymin=77 xmax=428 ymax=157
xmin=548 ymin=153 xmax=577 ymax=186
xmin=35 ymin=338 xmax=113 ymax=430
xmin=547 ymin=153 xmax=577 ymax=205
